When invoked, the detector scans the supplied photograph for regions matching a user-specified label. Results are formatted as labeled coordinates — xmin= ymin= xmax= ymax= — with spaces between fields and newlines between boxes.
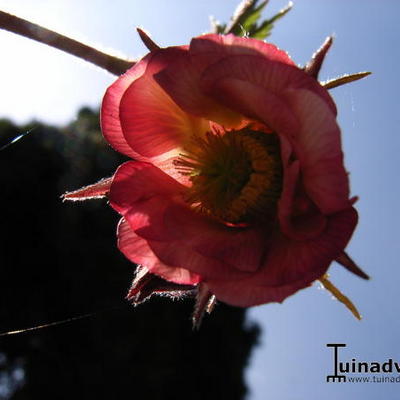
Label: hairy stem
xmin=0 ymin=10 xmax=135 ymax=75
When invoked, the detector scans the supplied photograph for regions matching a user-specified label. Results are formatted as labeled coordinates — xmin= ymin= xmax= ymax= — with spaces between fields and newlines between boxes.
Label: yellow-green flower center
xmin=175 ymin=129 xmax=283 ymax=224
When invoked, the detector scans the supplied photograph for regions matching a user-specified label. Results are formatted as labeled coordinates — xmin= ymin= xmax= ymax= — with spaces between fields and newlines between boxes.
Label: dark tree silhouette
xmin=0 ymin=108 xmax=260 ymax=400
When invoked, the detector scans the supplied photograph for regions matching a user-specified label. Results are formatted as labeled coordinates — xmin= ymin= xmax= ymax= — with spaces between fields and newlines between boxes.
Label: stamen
xmin=176 ymin=128 xmax=282 ymax=223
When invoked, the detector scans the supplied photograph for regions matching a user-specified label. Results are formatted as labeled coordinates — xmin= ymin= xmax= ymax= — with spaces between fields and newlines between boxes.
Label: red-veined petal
xmin=109 ymin=161 xmax=184 ymax=215
xmin=101 ymin=54 xmax=151 ymax=160
xmin=206 ymin=207 xmax=358 ymax=307
xmin=285 ymin=89 xmax=350 ymax=214
xmin=190 ymin=34 xmax=295 ymax=66
xmin=109 ymin=162 xmax=269 ymax=278
xmin=200 ymin=54 xmax=336 ymax=114
xmin=118 ymin=47 xmax=208 ymax=162
xmin=154 ymin=54 xmax=243 ymax=127
xmin=117 ymin=218 xmax=200 ymax=285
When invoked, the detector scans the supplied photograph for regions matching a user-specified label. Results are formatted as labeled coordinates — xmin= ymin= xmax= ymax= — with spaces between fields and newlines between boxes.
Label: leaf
xmin=217 ymin=0 xmax=291 ymax=39
xmin=225 ymin=0 xmax=269 ymax=36
xmin=249 ymin=1 xmax=293 ymax=39
xmin=240 ymin=0 xmax=270 ymax=33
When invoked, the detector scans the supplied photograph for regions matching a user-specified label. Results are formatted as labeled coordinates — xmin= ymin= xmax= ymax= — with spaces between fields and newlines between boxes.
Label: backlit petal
xmin=110 ymin=162 xmax=268 ymax=278
xmin=102 ymin=47 xmax=207 ymax=163
xmin=109 ymin=161 xmax=184 ymax=215
xmin=101 ymin=54 xmax=151 ymax=160
xmin=201 ymin=54 xmax=336 ymax=114
xmin=154 ymin=54 xmax=243 ymax=127
xmin=117 ymin=218 xmax=200 ymax=285
xmin=154 ymin=33 xmax=296 ymax=128
xmin=160 ymin=203 xmax=269 ymax=273
xmin=206 ymin=207 xmax=357 ymax=307
xmin=120 ymin=71 xmax=207 ymax=161
xmin=205 ymin=77 xmax=299 ymax=137
xmin=286 ymin=89 xmax=350 ymax=214
xmin=190 ymin=34 xmax=295 ymax=65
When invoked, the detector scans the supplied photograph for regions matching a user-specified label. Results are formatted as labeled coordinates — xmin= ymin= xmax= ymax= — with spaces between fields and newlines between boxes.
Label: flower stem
xmin=0 ymin=10 xmax=134 ymax=75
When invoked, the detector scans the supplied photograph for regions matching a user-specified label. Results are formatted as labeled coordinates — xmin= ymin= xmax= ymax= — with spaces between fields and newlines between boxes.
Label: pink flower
xmin=65 ymin=34 xmax=367 ymax=322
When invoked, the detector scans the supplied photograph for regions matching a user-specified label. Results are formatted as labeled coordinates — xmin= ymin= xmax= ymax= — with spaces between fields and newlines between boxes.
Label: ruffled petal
xmin=127 ymin=199 xmax=269 ymax=280
xmin=285 ymin=89 xmax=350 ymax=214
xmin=155 ymin=35 xmax=335 ymax=128
xmin=201 ymin=54 xmax=336 ymax=114
xmin=109 ymin=160 xmax=184 ymax=215
xmin=278 ymin=147 xmax=327 ymax=241
xmin=109 ymin=161 xmax=268 ymax=278
xmin=154 ymin=33 xmax=296 ymax=127
xmin=124 ymin=199 xmax=268 ymax=278
xmin=101 ymin=54 xmax=151 ymax=160
xmin=203 ymin=77 xmax=299 ymax=137
xmin=116 ymin=187 xmax=245 ymax=282
xmin=117 ymin=218 xmax=200 ymax=285
xmin=154 ymin=53 xmax=243 ymax=127
xmin=147 ymin=239 xmax=245 ymax=281
xmin=159 ymin=203 xmax=269 ymax=273
xmin=101 ymin=47 xmax=208 ymax=167
xmin=206 ymin=207 xmax=358 ymax=307
xmin=190 ymin=34 xmax=296 ymax=66
xmin=119 ymin=47 xmax=208 ymax=162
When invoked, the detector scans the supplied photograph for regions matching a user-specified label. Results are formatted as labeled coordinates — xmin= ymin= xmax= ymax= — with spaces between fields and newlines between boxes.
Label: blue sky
xmin=0 ymin=1 xmax=399 ymax=399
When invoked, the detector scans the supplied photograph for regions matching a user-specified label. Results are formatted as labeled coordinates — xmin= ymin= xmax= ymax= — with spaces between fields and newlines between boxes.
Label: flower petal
xmin=109 ymin=160 xmax=184 ymax=215
xmin=109 ymin=161 xmax=268 ymax=278
xmin=119 ymin=47 xmax=208 ymax=161
xmin=201 ymin=54 xmax=336 ymax=115
xmin=160 ymin=203 xmax=269 ymax=273
xmin=190 ymin=34 xmax=295 ymax=66
xmin=124 ymin=198 xmax=268 ymax=278
xmin=206 ymin=207 xmax=358 ymax=307
xmin=116 ymin=190 xmax=247 ymax=282
xmin=153 ymin=33 xmax=296 ymax=127
xmin=155 ymin=35 xmax=334 ymax=129
xmin=101 ymin=54 xmax=151 ymax=160
xmin=204 ymin=76 xmax=299 ymax=137
xmin=117 ymin=218 xmax=200 ymax=285
xmin=285 ymin=88 xmax=351 ymax=214
xmin=154 ymin=53 xmax=243 ymax=127
xmin=278 ymin=153 xmax=327 ymax=241
xmin=125 ymin=196 xmax=269 ymax=275
xmin=147 ymin=238 xmax=246 ymax=281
